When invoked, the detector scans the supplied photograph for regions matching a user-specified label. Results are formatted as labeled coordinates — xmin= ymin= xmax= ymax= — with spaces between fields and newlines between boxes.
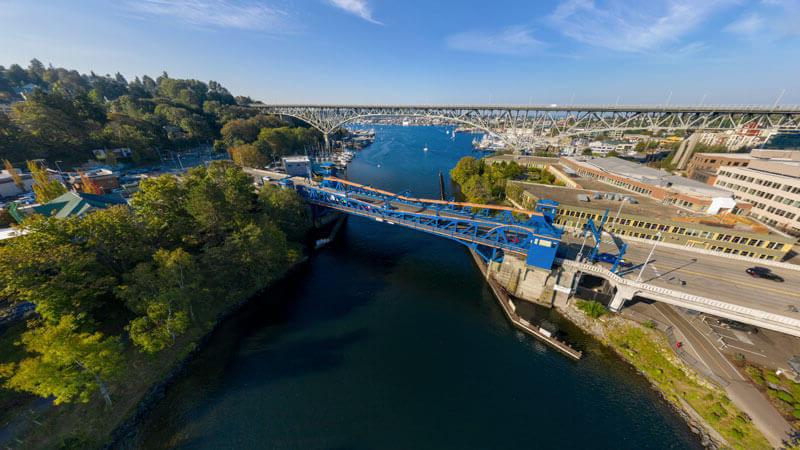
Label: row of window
xmin=717 ymin=180 xmax=800 ymax=208
xmin=554 ymin=216 xmax=780 ymax=259
xmin=718 ymin=170 xmax=800 ymax=194
xmin=556 ymin=207 xmax=787 ymax=249
xmin=573 ymin=168 xmax=653 ymax=196
xmin=764 ymin=206 xmax=798 ymax=221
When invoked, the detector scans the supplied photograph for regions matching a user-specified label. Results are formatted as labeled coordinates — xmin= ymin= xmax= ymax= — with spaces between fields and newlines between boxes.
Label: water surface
xmin=135 ymin=126 xmax=700 ymax=449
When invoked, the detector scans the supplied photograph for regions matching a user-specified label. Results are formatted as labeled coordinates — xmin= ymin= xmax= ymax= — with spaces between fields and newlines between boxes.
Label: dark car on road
xmin=746 ymin=266 xmax=784 ymax=282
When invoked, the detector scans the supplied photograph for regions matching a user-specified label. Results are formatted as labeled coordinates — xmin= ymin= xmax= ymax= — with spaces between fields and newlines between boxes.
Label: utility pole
xmin=636 ymin=232 xmax=662 ymax=282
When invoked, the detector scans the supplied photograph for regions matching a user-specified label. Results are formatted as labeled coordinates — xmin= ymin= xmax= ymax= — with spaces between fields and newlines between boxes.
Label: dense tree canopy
xmin=0 ymin=60 xmax=271 ymax=164
xmin=450 ymin=157 xmax=527 ymax=204
xmin=0 ymin=162 xmax=309 ymax=405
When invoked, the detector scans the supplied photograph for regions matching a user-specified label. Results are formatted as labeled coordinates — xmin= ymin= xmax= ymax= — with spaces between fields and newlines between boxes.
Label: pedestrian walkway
xmin=654 ymin=303 xmax=794 ymax=448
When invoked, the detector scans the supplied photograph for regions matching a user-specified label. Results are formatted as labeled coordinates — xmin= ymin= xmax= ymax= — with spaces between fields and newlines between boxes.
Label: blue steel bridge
xmin=295 ymin=177 xmax=564 ymax=269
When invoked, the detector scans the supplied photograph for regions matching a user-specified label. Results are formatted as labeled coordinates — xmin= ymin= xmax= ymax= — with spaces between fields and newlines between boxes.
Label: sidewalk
xmin=654 ymin=303 xmax=794 ymax=448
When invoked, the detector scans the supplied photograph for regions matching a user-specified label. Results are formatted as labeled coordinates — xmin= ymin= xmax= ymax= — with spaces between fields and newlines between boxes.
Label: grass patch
xmin=608 ymin=324 xmax=770 ymax=450
xmin=742 ymin=363 xmax=800 ymax=431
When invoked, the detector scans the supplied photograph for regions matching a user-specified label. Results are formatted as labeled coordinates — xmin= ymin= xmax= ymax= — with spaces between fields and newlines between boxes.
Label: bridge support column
xmin=609 ymin=286 xmax=635 ymax=312
xmin=323 ymin=132 xmax=331 ymax=152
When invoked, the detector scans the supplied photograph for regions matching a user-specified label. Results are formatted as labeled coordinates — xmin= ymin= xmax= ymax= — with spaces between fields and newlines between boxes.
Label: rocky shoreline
xmin=557 ymin=303 xmax=727 ymax=449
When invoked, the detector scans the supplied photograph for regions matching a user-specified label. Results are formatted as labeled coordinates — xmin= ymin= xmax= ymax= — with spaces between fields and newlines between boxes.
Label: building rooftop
xmin=282 ymin=155 xmax=310 ymax=163
xmin=32 ymin=191 xmax=127 ymax=219
xmin=567 ymin=156 xmax=734 ymax=199
xmin=516 ymin=182 xmax=772 ymax=234
xmin=692 ymin=152 xmax=754 ymax=160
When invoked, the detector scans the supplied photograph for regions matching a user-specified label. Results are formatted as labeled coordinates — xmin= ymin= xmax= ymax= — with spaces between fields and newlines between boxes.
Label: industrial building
xmin=560 ymin=157 xmax=748 ymax=215
xmin=714 ymin=149 xmax=800 ymax=237
xmin=508 ymin=181 xmax=795 ymax=261
xmin=686 ymin=152 xmax=753 ymax=185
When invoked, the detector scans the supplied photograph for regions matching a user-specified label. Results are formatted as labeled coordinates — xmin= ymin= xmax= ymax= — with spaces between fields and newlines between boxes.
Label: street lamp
xmin=613 ymin=197 xmax=629 ymax=229
xmin=577 ymin=229 xmax=589 ymax=262
xmin=636 ymin=232 xmax=662 ymax=282
xmin=54 ymin=160 xmax=66 ymax=184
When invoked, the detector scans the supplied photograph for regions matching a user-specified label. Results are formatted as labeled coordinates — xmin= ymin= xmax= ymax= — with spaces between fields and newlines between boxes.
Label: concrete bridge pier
xmin=609 ymin=285 xmax=636 ymax=312
xmin=323 ymin=132 xmax=331 ymax=152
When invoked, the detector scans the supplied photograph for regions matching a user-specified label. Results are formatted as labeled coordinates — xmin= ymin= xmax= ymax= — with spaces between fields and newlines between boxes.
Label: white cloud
xmin=549 ymin=0 xmax=733 ymax=52
xmin=725 ymin=0 xmax=800 ymax=39
xmin=126 ymin=0 xmax=292 ymax=31
xmin=445 ymin=26 xmax=544 ymax=56
xmin=326 ymin=0 xmax=382 ymax=25
xmin=723 ymin=13 xmax=765 ymax=35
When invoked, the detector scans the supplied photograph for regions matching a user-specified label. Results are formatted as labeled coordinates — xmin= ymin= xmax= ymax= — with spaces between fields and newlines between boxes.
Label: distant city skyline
xmin=1 ymin=0 xmax=799 ymax=105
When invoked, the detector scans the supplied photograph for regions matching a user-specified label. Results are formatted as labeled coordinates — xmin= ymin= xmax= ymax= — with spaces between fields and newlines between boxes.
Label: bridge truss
xmin=295 ymin=177 xmax=564 ymax=269
xmin=254 ymin=103 xmax=800 ymax=149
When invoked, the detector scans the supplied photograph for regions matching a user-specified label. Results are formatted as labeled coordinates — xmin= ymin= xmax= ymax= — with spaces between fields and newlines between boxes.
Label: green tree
xmin=118 ymin=248 xmax=201 ymax=352
xmin=0 ymin=215 xmax=115 ymax=323
xmin=259 ymin=184 xmax=311 ymax=242
xmin=449 ymin=156 xmax=482 ymax=185
xmin=3 ymin=159 xmax=25 ymax=191
xmin=0 ymin=315 xmax=123 ymax=405
xmin=183 ymin=162 xmax=255 ymax=241
xmin=229 ymin=143 xmax=269 ymax=168
xmin=131 ymin=175 xmax=193 ymax=246
xmin=27 ymin=160 xmax=66 ymax=203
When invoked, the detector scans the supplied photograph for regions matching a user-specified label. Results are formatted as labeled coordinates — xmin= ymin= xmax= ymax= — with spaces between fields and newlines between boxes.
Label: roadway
xmin=654 ymin=303 xmax=794 ymax=447
xmin=561 ymin=235 xmax=800 ymax=319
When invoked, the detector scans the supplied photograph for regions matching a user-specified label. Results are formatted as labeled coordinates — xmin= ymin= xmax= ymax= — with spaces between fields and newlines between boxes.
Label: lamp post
xmin=577 ymin=229 xmax=589 ymax=262
xmin=54 ymin=160 xmax=66 ymax=184
xmin=636 ymin=232 xmax=662 ymax=282
xmin=613 ymin=197 xmax=628 ymax=227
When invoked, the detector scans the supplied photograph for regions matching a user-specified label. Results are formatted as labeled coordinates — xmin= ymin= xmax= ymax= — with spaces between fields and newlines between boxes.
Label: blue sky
xmin=1 ymin=0 xmax=799 ymax=104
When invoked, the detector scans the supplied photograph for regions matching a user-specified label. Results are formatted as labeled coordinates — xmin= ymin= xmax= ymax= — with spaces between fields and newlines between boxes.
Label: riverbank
xmin=11 ymin=256 xmax=306 ymax=449
xmin=9 ymin=213 xmax=350 ymax=449
xmin=559 ymin=302 xmax=770 ymax=449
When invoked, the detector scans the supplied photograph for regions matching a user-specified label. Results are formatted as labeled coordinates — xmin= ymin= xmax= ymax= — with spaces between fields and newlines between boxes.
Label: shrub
xmin=765 ymin=372 xmax=781 ymax=385
xmin=644 ymin=320 xmax=656 ymax=329
xmin=712 ymin=402 xmax=728 ymax=418
xmin=793 ymin=409 xmax=800 ymax=420
xmin=576 ymin=300 xmax=607 ymax=319
xmin=730 ymin=428 xmax=745 ymax=440
xmin=777 ymin=391 xmax=796 ymax=404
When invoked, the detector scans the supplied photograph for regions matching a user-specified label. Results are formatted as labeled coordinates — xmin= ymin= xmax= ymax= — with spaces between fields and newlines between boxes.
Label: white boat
xmin=423 ymin=144 xmax=428 ymax=152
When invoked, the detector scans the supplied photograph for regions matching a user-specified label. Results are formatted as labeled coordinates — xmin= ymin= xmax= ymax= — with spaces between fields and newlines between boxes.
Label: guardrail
xmin=559 ymin=259 xmax=800 ymax=334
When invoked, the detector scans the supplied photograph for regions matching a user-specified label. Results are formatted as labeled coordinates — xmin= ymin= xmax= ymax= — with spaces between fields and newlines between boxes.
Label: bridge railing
xmin=560 ymin=259 xmax=800 ymax=330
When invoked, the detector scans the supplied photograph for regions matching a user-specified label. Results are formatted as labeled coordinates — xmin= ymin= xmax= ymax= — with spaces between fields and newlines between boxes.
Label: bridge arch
xmin=267 ymin=110 xmax=517 ymax=151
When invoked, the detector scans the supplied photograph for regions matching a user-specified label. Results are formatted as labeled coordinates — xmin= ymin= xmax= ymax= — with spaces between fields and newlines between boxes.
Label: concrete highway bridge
xmin=253 ymin=103 xmax=800 ymax=149
xmin=276 ymin=174 xmax=800 ymax=338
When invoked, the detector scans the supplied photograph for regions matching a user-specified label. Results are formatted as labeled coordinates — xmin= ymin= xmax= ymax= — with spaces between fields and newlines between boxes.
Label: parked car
xmin=719 ymin=319 xmax=759 ymax=334
xmin=746 ymin=267 xmax=784 ymax=282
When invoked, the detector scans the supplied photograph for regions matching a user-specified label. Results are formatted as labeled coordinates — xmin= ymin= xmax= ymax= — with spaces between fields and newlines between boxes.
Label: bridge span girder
xmin=253 ymin=104 xmax=800 ymax=149
xmin=296 ymin=177 xmax=564 ymax=269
